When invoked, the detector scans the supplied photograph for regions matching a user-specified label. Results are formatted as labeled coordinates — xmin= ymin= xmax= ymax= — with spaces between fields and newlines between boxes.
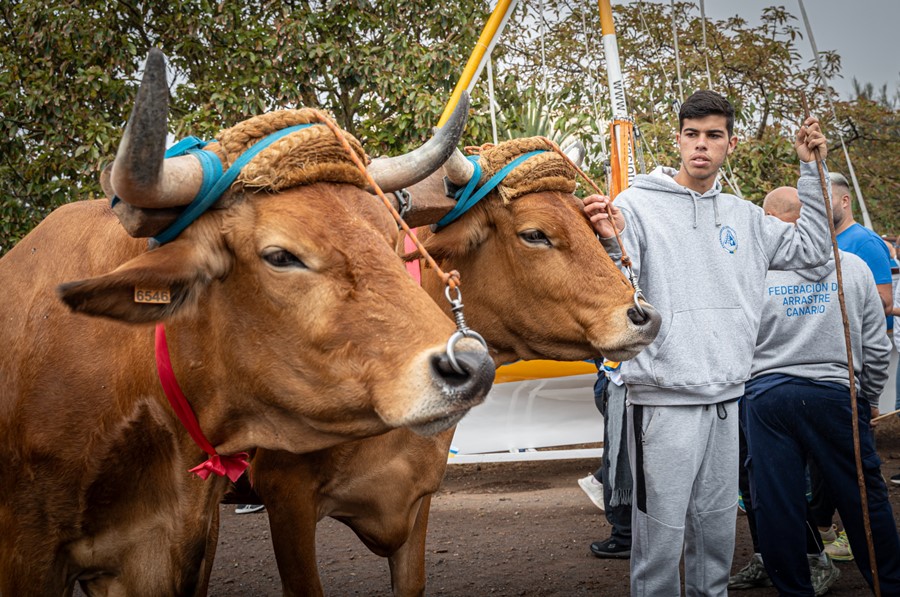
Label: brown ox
xmin=249 ymin=141 xmax=662 ymax=595
xmin=0 ymin=50 xmax=494 ymax=596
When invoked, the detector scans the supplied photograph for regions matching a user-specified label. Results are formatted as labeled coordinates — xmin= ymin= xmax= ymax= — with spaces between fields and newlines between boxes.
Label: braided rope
xmin=309 ymin=110 xmax=461 ymax=290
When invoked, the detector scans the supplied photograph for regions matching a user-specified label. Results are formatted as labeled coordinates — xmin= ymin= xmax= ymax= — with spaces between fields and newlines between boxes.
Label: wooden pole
xmin=801 ymin=92 xmax=881 ymax=597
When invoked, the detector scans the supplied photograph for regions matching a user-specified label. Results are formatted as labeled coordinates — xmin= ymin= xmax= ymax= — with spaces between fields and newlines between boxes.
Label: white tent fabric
xmin=449 ymin=372 xmax=604 ymax=464
xmin=448 ymin=350 xmax=899 ymax=464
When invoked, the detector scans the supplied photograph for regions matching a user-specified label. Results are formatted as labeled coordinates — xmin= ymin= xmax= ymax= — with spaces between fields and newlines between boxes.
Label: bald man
xmin=737 ymin=187 xmax=900 ymax=596
xmin=763 ymin=186 xmax=802 ymax=223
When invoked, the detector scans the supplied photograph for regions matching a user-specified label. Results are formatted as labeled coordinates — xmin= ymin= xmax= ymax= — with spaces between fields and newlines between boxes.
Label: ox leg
xmin=264 ymin=487 xmax=324 ymax=597
xmin=387 ymin=495 xmax=432 ymax=597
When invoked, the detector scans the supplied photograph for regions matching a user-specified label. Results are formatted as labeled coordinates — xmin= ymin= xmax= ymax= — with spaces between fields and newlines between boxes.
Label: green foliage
xmin=498 ymin=87 xmax=591 ymax=148
xmin=0 ymin=0 xmax=503 ymax=254
xmin=500 ymin=0 xmax=898 ymax=219
xmin=2 ymin=0 xmax=899 ymax=254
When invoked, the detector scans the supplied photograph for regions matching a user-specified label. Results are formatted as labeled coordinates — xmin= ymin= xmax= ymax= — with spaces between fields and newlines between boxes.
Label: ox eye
xmin=518 ymin=229 xmax=552 ymax=247
xmin=262 ymin=248 xmax=307 ymax=269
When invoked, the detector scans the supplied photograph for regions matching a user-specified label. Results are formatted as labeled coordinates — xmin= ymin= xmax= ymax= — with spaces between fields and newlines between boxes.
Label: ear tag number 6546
xmin=134 ymin=287 xmax=172 ymax=304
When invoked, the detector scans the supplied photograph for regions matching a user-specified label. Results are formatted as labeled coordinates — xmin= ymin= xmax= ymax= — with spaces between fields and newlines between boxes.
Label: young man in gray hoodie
xmin=582 ymin=90 xmax=831 ymax=596
xmin=741 ymin=187 xmax=900 ymax=595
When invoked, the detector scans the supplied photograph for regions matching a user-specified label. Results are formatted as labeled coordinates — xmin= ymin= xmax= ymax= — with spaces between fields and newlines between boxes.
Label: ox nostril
xmin=627 ymin=306 xmax=649 ymax=326
xmin=431 ymin=352 xmax=474 ymax=386
xmin=430 ymin=349 xmax=495 ymax=403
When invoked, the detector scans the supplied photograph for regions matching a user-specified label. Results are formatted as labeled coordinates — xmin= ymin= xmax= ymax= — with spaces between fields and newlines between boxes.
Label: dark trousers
xmin=592 ymin=374 xmax=631 ymax=546
xmin=742 ymin=379 xmax=900 ymax=597
xmin=738 ymin=401 xmax=823 ymax=555
xmin=809 ymin=457 xmax=837 ymax=528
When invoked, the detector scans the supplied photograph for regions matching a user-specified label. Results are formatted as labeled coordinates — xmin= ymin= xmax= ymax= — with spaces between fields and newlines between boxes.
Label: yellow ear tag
xmin=134 ymin=287 xmax=172 ymax=304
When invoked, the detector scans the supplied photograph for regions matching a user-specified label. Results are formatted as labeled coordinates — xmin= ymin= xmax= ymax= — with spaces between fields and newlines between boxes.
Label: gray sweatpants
xmin=627 ymin=401 xmax=739 ymax=597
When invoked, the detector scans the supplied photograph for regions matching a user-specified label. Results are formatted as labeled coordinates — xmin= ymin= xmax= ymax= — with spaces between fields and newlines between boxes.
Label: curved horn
xmin=367 ymin=92 xmax=471 ymax=193
xmin=110 ymin=49 xmax=203 ymax=209
xmin=443 ymin=146 xmax=476 ymax=187
xmin=563 ymin=140 xmax=586 ymax=168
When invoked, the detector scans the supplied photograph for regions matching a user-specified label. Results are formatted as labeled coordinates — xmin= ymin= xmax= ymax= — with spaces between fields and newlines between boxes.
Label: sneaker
xmin=738 ymin=492 xmax=746 ymax=514
xmin=819 ymin=524 xmax=837 ymax=544
xmin=234 ymin=504 xmax=265 ymax=514
xmin=809 ymin=553 xmax=841 ymax=596
xmin=578 ymin=474 xmax=605 ymax=511
xmin=823 ymin=529 xmax=853 ymax=561
xmin=891 ymin=472 xmax=900 ymax=485
xmin=728 ymin=553 xmax=773 ymax=589
xmin=589 ymin=537 xmax=630 ymax=559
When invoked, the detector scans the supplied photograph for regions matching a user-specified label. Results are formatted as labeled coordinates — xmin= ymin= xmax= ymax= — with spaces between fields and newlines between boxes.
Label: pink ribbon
xmin=404 ymin=229 xmax=422 ymax=284
xmin=155 ymin=324 xmax=250 ymax=482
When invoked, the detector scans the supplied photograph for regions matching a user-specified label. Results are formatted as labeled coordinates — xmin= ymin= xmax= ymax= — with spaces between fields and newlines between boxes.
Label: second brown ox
xmin=248 ymin=139 xmax=662 ymax=595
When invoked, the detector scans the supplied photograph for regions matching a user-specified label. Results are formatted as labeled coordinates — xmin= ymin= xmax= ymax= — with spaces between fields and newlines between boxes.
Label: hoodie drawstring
xmin=688 ymin=190 xmax=721 ymax=228
xmin=691 ymin=195 xmax=699 ymax=229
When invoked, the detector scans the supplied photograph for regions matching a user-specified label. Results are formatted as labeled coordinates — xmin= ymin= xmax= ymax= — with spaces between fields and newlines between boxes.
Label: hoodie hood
xmin=796 ymin=251 xmax=837 ymax=282
xmin=633 ymin=166 xmax=724 ymax=228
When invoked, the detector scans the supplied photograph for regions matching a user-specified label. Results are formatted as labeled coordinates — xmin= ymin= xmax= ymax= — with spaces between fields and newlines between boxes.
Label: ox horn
xmin=442 ymin=145 xmax=476 ymax=188
xmin=110 ymin=49 xmax=204 ymax=209
xmin=367 ymin=92 xmax=471 ymax=193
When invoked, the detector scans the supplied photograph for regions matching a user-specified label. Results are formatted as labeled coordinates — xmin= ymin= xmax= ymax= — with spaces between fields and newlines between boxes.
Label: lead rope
xmin=536 ymin=136 xmax=646 ymax=317
xmin=801 ymin=94 xmax=880 ymax=596
xmin=312 ymin=110 xmax=487 ymax=373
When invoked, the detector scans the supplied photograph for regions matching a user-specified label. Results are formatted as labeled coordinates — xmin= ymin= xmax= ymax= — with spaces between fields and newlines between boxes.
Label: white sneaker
xmin=234 ymin=504 xmax=265 ymax=515
xmin=578 ymin=474 xmax=605 ymax=511
xmin=809 ymin=553 xmax=841 ymax=596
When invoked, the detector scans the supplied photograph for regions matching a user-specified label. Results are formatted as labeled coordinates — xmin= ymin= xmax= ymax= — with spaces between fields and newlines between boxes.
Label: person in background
xmin=740 ymin=187 xmax=900 ymax=595
xmin=809 ymin=172 xmax=895 ymax=560
xmin=886 ymin=235 xmax=900 ymax=486
xmin=831 ymin=173 xmax=893 ymax=327
xmin=579 ymin=360 xmax=632 ymax=559
xmin=728 ymin=187 xmax=839 ymax=595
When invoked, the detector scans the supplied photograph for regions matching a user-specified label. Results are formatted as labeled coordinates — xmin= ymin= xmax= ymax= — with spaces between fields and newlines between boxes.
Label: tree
xmin=498 ymin=1 xmax=847 ymax=199
xmin=0 ymin=0 xmax=507 ymax=254
xmin=3 ymin=1 xmax=899 ymax=253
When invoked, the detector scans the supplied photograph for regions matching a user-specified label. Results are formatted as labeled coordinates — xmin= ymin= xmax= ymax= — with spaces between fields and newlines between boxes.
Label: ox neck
xmin=154 ymin=323 xmax=249 ymax=482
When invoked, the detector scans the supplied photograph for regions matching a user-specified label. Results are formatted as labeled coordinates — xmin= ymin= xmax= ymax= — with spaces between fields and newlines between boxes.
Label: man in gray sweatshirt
xmin=741 ymin=188 xmax=900 ymax=596
xmin=583 ymin=90 xmax=831 ymax=596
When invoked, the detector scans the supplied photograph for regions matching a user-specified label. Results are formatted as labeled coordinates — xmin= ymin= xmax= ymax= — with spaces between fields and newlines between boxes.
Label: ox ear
xmin=58 ymin=239 xmax=229 ymax=324
xmin=414 ymin=206 xmax=491 ymax=263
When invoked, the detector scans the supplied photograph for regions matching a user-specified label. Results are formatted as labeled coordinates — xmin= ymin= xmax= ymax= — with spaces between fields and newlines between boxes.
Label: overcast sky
xmin=616 ymin=0 xmax=900 ymax=100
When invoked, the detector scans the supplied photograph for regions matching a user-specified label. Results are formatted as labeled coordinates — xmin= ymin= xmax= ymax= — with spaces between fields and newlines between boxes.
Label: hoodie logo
xmin=719 ymin=226 xmax=738 ymax=254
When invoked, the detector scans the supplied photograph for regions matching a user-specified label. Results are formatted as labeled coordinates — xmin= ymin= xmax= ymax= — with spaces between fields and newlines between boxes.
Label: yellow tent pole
xmin=437 ymin=0 xmax=517 ymax=127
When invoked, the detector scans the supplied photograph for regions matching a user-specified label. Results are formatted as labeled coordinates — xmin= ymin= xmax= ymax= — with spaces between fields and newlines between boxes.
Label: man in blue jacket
xmin=583 ymin=90 xmax=831 ymax=596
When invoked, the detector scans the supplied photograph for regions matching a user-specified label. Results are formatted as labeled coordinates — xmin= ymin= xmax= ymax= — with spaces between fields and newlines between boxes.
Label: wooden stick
xmin=801 ymin=92 xmax=880 ymax=597
xmin=872 ymin=407 xmax=900 ymax=424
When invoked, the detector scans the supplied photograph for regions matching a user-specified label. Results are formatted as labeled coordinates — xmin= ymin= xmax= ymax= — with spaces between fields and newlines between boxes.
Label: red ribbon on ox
xmin=155 ymin=324 xmax=249 ymax=482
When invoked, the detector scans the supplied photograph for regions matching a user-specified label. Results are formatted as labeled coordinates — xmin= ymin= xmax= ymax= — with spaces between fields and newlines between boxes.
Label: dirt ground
xmin=208 ymin=423 xmax=900 ymax=596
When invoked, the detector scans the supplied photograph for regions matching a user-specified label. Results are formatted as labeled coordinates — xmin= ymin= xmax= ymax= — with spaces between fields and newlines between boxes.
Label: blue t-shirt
xmin=837 ymin=223 xmax=893 ymax=330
